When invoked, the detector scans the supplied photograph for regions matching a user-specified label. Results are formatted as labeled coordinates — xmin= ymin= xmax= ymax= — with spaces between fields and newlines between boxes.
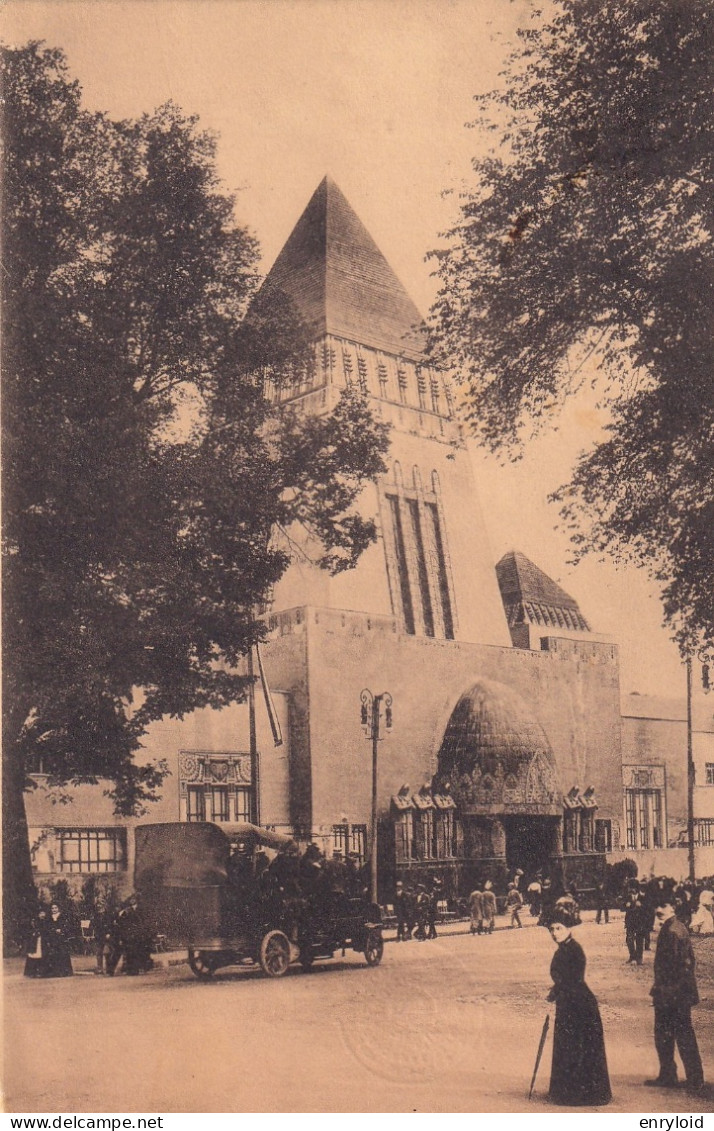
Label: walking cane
xmin=528 ymin=1014 xmax=550 ymax=1099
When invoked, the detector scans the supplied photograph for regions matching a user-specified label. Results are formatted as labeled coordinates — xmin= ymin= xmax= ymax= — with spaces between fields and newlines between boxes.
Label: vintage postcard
xmin=2 ymin=0 xmax=712 ymax=1116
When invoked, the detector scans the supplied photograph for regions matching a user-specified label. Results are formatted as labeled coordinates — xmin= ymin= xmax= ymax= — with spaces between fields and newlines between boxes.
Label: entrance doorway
xmin=503 ymin=816 xmax=560 ymax=879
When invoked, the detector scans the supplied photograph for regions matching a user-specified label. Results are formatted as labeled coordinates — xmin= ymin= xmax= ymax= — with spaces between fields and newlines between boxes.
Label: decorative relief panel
xmin=179 ymin=752 xmax=252 ymax=788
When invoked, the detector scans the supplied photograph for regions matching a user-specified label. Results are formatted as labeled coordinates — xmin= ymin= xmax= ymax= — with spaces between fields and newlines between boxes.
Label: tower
xmin=260 ymin=176 xmax=510 ymax=647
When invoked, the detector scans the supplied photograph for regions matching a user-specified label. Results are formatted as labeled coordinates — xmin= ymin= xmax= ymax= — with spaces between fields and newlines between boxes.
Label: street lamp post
xmin=360 ymin=689 xmax=393 ymax=903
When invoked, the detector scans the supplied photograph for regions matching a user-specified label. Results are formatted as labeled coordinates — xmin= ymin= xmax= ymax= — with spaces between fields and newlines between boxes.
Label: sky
xmin=1 ymin=0 xmax=699 ymax=701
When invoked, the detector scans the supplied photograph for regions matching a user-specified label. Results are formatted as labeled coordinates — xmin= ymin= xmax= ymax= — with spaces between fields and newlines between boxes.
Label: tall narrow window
xmin=430 ymin=377 xmax=441 ymax=414
xmin=625 ymin=788 xmax=663 ymax=849
xmin=425 ymin=503 xmax=454 ymax=638
xmin=357 ymin=356 xmax=369 ymax=393
xmin=416 ymin=369 xmax=427 ymax=410
xmin=387 ymin=495 xmax=415 ymax=634
xmin=187 ymin=786 xmax=206 ymax=823
xmin=377 ymin=361 xmax=389 ymax=399
xmin=406 ymin=499 xmax=434 ymax=637
xmin=397 ymin=368 xmax=408 ymax=405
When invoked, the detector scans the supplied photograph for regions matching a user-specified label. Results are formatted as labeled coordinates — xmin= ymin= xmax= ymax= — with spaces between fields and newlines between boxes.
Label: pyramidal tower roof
xmin=259 ymin=176 xmax=427 ymax=359
xmin=496 ymin=551 xmax=591 ymax=632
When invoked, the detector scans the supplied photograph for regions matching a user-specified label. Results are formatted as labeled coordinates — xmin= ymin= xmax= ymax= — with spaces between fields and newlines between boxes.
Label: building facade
xmin=24 ymin=178 xmax=714 ymax=898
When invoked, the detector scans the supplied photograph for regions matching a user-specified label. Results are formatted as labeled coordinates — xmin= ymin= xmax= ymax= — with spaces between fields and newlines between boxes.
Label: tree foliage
xmin=430 ymin=0 xmax=714 ymax=656
xmin=1 ymin=42 xmax=389 ymax=942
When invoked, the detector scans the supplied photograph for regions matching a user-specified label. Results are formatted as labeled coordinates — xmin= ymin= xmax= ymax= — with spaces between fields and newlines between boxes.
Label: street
xmin=3 ymin=913 xmax=713 ymax=1114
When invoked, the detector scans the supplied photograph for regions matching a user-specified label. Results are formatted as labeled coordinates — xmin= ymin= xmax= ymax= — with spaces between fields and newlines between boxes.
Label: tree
xmin=1 ymin=43 xmax=390 ymax=948
xmin=430 ymin=0 xmax=714 ymax=658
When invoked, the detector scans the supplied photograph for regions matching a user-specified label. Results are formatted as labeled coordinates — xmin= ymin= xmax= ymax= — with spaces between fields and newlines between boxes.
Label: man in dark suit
xmin=645 ymin=899 xmax=704 ymax=1093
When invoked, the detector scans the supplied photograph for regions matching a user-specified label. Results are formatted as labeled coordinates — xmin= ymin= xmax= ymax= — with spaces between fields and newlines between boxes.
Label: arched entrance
xmin=433 ymin=679 xmax=563 ymax=890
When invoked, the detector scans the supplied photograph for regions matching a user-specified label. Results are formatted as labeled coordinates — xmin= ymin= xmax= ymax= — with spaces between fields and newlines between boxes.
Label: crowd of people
xmin=622 ymin=875 xmax=714 ymax=965
xmin=393 ymin=879 xmax=443 ymax=940
xmin=23 ymin=892 xmax=155 ymax=979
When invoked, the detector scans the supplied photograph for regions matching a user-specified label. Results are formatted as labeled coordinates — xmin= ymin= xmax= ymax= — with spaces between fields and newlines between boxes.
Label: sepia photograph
xmin=2 ymin=0 xmax=712 ymax=1116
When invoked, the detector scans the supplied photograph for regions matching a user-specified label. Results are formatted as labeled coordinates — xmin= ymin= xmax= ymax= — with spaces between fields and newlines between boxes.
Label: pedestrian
xmin=394 ymin=880 xmax=409 ymax=942
xmin=539 ymin=877 xmax=557 ymax=927
xmin=91 ymin=895 xmax=115 ymax=975
xmin=624 ymin=889 xmax=646 ymax=965
xmin=545 ymin=911 xmax=612 ymax=1106
xmin=481 ymin=881 xmax=496 ymax=934
xmin=415 ymin=885 xmax=429 ymax=941
xmin=644 ymin=898 xmax=704 ymax=1093
xmin=469 ymin=885 xmax=484 ymax=935
xmin=427 ymin=882 xmax=440 ymax=940
xmin=527 ymin=875 xmax=542 ymax=918
xmin=595 ymin=881 xmax=609 ymax=925
xmin=40 ymin=902 xmax=74 ymax=978
xmin=404 ymin=884 xmax=417 ymax=940
xmin=506 ymin=882 xmax=523 ymax=928
xmin=116 ymin=895 xmax=154 ymax=975
xmin=641 ymin=879 xmax=657 ymax=949
xmin=23 ymin=907 xmax=47 ymax=978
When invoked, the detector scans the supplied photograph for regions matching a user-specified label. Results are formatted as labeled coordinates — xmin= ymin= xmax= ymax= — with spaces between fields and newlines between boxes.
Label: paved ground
xmin=3 ymin=911 xmax=713 ymax=1113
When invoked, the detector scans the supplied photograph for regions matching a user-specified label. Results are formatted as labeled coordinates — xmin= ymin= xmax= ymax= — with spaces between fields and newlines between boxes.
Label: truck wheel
xmin=364 ymin=929 xmax=384 ymax=966
xmin=259 ymin=930 xmax=291 ymax=978
xmin=188 ymin=949 xmax=217 ymax=979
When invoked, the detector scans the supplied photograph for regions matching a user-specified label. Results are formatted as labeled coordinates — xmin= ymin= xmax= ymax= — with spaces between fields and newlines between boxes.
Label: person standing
xmin=394 ymin=881 xmax=409 ymax=942
xmin=546 ymin=912 xmax=612 ymax=1106
xmin=527 ymin=875 xmax=542 ymax=918
xmin=624 ymin=888 xmax=646 ymax=965
xmin=645 ymin=899 xmax=704 ymax=1093
xmin=414 ymin=885 xmax=429 ymax=940
xmin=506 ymin=882 xmax=523 ymax=928
xmin=482 ymin=881 xmax=497 ymax=934
xmin=41 ymin=903 xmax=74 ymax=978
xmin=427 ymin=881 xmax=440 ymax=940
xmin=469 ymin=885 xmax=484 ymax=935
xmin=24 ymin=907 xmax=47 ymax=978
xmin=595 ymin=881 xmax=609 ymax=925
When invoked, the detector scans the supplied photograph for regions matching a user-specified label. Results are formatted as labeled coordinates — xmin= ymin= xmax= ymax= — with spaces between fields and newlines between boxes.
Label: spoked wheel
xmin=364 ymin=929 xmax=384 ymax=967
xmin=188 ymin=949 xmax=218 ymax=979
xmin=259 ymin=930 xmax=291 ymax=978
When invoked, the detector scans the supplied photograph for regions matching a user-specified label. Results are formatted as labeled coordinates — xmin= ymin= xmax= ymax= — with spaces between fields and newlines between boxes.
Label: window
xmin=406 ymin=500 xmax=434 ymax=637
xmin=397 ymin=368 xmax=408 ymax=405
xmin=357 ymin=355 xmax=368 ymax=394
xmin=695 ymin=819 xmax=714 ymax=846
xmin=416 ymin=369 xmax=427 ymax=411
xmin=579 ymin=811 xmax=595 ymax=852
xmin=187 ymin=786 xmax=206 ymax=823
xmin=208 ymin=787 xmax=230 ymax=822
xmin=377 ymin=361 xmax=389 ymax=398
xmin=425 ymin=502 xmax=454 ymax=639
xmin=349 ymin=824 xmax=367 ymax=862
xmin=564 ymin=810 xmax=579 ymax=853
xmin=187 ymin=783 xmax=251 ymax=823
xmin=595 ymin=819 xmax=613 ymax=852
xmin=414 ymin=809 xmax=435 ymax=859
xmin=332 ymin=823 xmax=367 ymax=863
xmin=430 ymin=377 xmax=441 ymax=414
xmin=332 ymin=823 xmax=349 ymax=856
xmin=433 ymin=810 xmax=455 ymax=858
xmin=387 ymin=494 xmax=415 ymax=634
xmin=625 ymin=789 xmax=663 ymax=850
xmin=394 ymin=812 xmax=414 ymax=862
xmin=705 ymin=763 xmax=714 ymax=785
xmin=385 ymin=485 xmax=455 ymax=640
xmin=58 ymin=829 xmax=126 ymax=874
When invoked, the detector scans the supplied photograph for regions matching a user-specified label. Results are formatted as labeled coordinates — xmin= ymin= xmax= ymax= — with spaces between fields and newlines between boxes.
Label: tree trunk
xmin=2 ymin=728 xmax=37 ymax=955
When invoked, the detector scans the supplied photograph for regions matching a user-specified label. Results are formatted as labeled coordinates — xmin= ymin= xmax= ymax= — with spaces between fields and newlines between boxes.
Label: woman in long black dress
xmin=546 ymin=913 xmax=611 ymax=1106
xmin=40 ymin=902 xmax=74 ymax=977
